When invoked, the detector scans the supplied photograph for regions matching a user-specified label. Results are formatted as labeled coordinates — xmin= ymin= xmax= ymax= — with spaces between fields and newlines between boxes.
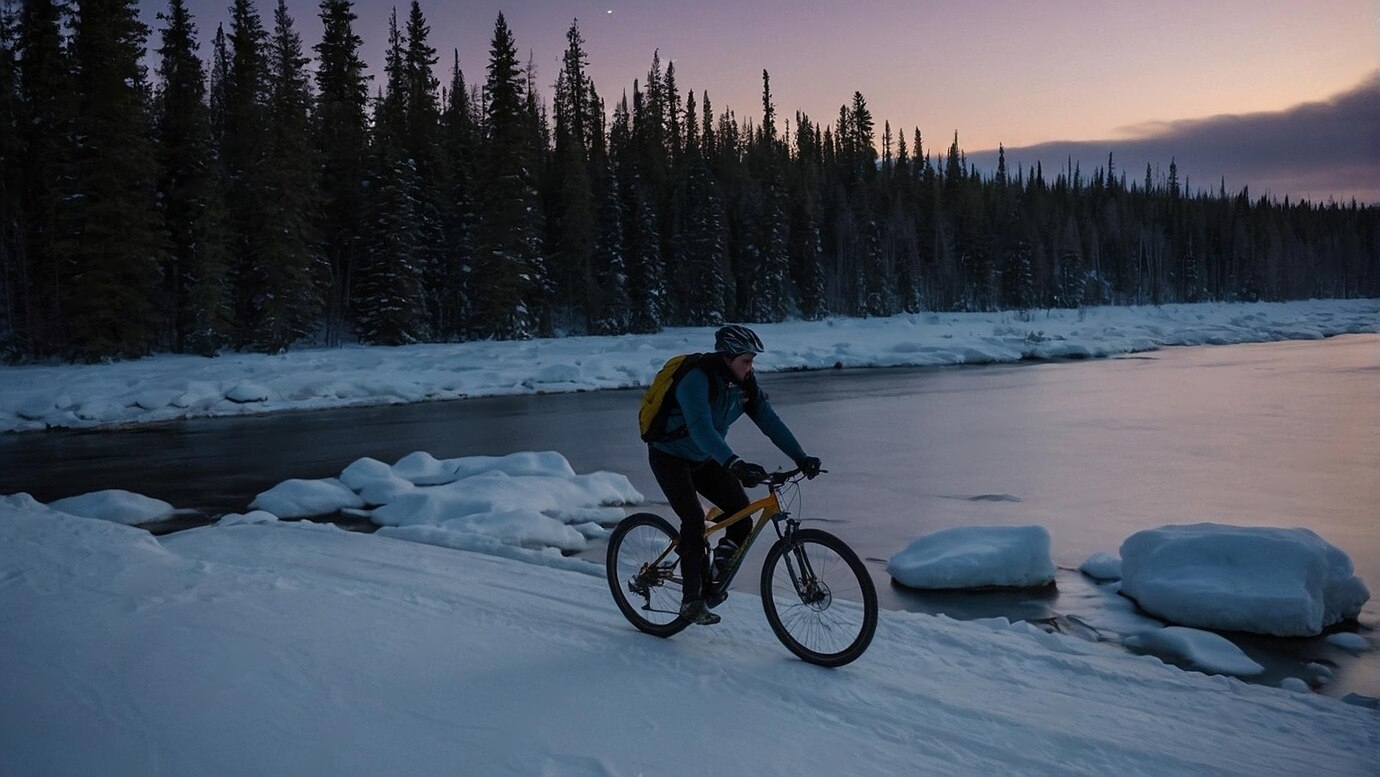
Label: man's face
xmin=728 ymin=353 xmax=755 ymax=382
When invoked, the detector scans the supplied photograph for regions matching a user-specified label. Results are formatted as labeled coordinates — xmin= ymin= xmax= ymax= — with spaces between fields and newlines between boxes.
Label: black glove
xmin=798 ymin=456 xmax=823 ymax=479
xmin=726 ymin=456 xmax=768 ymax=487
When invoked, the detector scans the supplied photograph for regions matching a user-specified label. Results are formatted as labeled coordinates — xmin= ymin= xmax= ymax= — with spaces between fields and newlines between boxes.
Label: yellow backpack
xmin=638 ymin=353 xmax=712 ymax=442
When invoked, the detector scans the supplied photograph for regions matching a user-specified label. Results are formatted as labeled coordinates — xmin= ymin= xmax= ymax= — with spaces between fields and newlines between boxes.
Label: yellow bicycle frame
xmin=637 ymin=487 xmax=787 ymax=575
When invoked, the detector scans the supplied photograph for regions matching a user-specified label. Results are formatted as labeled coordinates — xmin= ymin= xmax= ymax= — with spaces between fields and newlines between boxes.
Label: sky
xmin=141 ymin=0 xmax=1380 ymax=203
xmin=2 ymin=451 xmax=1375 ymax=774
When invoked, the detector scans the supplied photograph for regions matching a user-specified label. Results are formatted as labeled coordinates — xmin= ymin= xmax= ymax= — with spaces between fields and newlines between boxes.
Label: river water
xmin=4 ymin=334 xmax=1377 ymax=698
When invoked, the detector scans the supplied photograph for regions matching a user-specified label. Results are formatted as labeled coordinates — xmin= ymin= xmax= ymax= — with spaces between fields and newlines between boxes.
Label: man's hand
xmin=799 ymin=456 xmax=823 ymax=479
xmin=726 ymin=456 xmax=768 ymax=487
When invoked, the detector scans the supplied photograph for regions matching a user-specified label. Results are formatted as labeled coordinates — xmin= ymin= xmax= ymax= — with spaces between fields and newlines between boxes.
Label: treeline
xmin=1 ymin=1 xmax=1376 ymax=362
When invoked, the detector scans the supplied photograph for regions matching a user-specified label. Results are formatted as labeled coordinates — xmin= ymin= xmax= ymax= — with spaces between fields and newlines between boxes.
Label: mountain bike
xmin=605 ymin=468 xmax=878 ymax=667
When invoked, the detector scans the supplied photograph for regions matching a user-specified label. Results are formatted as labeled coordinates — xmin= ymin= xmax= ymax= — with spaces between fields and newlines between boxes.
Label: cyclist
xmin=647 ymin=324 xmax=822 ymax=625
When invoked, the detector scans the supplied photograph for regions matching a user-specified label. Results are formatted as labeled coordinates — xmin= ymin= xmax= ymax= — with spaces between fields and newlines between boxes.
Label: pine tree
xmin=548 ymin=19 xmax=597 ymax=331
xmin=624 ymin=183 xmax=665 ymax=333
xmin=154 ymin=0 xmax=230 ymax=355
xmin=354 ymin=151 xmax=427 ymax=344
xmin=256 ymin=0 xmax=322 ymax=351
xmin=741 ymin=71 xmax=791 ymax=322
xmin=674 ymin=155 xmax=727 ymax=326
xmin=436 ymin=51 xmax=477 ymax=338
xmin=402 ymin=0 xmax=439 ymax=166
xmin=472 ymin=12 xmax=543 ymax=339
xmin=219 ymin=0 xmax=271 ymax=349
xmin=64 ymin=0 xmax=166 ymax=360
xmin=0 ymin=2 xmax=24 ymax=355
xmin=354 ymin=8 xmax=427 ymax=344
xmin=313 ymin=0 xmax=370 ymax=345
xmin=590 ymin=153 xmax=628 ymax=334
xmin=399 ymin=1 xmax=446 ymax=336
xmin=788 ymin=111 xmax=827 ymax=320
xmin=12 ymin=0 xmax=75 ymax=357
xmin=848 ymin=91 xmax=875 ymax=181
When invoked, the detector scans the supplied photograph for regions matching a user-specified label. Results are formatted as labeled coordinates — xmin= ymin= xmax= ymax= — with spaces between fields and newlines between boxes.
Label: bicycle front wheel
xmin=605 ymin=512 xmax=690 ymax=638
xmin=760 ymin=529 xmax=878 ymax=667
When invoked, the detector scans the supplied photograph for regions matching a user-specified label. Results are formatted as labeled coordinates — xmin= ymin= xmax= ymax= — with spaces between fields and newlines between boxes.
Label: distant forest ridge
xmin=2 ymin=0 xmax=1376 ymax=362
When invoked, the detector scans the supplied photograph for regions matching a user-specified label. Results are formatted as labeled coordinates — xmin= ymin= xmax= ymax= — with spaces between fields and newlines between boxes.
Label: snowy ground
xmin=2 ymin=497 xmax=1375 ymax=777
xmin=2 ymin=299 xmax=1375 ymax=433
xmin=3 ymin=299 xmax=1378 ymax=774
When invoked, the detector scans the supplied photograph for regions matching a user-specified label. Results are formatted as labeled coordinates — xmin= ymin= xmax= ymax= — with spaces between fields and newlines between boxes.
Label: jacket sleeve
xmin=675 ymin=368 xmax=736 ymax=465
xmin=746 ymin=389 xmax=809 ymax=464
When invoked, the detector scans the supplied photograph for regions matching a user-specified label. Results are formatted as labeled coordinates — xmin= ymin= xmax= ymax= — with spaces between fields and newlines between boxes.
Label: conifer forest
xmin=2 ymin=0 xmax=1376 ymax=362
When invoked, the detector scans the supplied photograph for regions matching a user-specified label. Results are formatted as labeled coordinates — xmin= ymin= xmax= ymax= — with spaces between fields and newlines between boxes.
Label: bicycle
xmin=605 ymin=468 xmax=878 ymax=667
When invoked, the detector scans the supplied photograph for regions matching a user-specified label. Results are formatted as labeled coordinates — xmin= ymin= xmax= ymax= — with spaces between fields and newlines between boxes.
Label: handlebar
xmin=764 ymin=467 xmax=827 ymax=488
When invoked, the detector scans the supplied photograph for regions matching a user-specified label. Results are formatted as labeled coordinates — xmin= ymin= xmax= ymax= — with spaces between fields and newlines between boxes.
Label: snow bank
xmin=249 ymin=478 xmax=364 ymax=518
xmin=1080 ymin=551 xmax=1123 ymax=581
xmin=1 ymin=299 xmax=1374 ymax=432
xmin=888 ymin=525 xmax=1056 ymax=589
xmin=1125 ymin=626 xmax=1265 ymax=677
xmin=1 ymin=497 xmax=1374 ymax=777
xmin=1119 ymin=524 xmax=1370 ymax=636
xmin=46 ymin=489 xmax=175 ymax=526
xmin=258 ymin=450 xmax=641 ymax=556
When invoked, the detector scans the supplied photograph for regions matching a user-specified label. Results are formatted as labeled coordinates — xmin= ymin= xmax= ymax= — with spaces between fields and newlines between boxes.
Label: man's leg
xmin=648 ymin=446 xmax=711 ymax=608
xmin=694 ymin=460 xmax=752 ymax=546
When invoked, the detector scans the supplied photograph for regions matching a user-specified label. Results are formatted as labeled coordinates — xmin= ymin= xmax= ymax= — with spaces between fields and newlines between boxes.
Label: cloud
xmin=968 ymin=71 xmax=1380 ymax=205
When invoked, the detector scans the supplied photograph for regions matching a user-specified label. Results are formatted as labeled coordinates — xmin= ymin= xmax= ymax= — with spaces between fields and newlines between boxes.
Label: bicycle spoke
xmin=761 ymin=529 xmax=877 ymax=667
xmin=606 ymin=513 xmax=690 ymax=637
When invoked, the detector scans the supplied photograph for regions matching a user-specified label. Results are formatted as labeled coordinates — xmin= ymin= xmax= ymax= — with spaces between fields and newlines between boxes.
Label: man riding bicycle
xmin=646 ymin=324 xmax=822 ymax=625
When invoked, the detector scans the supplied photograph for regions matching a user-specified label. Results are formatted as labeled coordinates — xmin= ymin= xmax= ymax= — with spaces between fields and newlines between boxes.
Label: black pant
xmin=648 ymin=445 xmax=751 ymax=601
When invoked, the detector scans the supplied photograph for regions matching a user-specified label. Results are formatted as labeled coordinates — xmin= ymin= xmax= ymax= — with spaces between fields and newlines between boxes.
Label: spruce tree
xmin=313 ymin=0 xmax=369 ymax=345
xmin=13 ymin=0 xmax=74 ymax=357
xmin=220 ymin=0 xmax=271 ymax=349
xmin=436 ymin=51 xmax=477 ymax=339
xmin=0 ymin=2 xmax=22 ymax=355
xmin=154 ymin=0 xmax=230 ymax=355
xmin=673 ymin=143 xmax=727 ymax=326
xmin=354 ymin=150 xmax=427 ymax=344
xmin=257 ymin=0 xmax=322 ymax=351
xmin=64 ymin=0 xmax=166 ymax=360
xmin=472 ymin=12 xmax=543 ymax=339
xmin=400 ymin=0 xmax=447 ymax=336
xmin=354 ymin=8 xmax=427 ymax=344
xmin=549 ymin=19 xmax=597 ymax=332
xmin=589 ymin=153 xmax=629 ymax=334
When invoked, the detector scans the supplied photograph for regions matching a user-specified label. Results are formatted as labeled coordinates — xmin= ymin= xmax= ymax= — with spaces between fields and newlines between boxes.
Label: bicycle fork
xmin=778 ymin=519 xmax=830 ymax=609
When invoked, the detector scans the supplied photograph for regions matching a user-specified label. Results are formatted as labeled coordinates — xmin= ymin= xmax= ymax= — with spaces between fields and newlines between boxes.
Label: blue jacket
xmin=651 ymin=360 xmax=808 ymax=466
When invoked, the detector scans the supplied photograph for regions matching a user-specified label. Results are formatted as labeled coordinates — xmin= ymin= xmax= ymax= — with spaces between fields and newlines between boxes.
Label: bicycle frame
xmin=638 ymin=470 xmax=802 ymax=592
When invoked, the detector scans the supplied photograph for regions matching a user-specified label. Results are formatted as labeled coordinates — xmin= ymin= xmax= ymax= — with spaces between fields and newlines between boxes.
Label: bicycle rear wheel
xmin=760 ymin=528 xmax=877 ymax=667
xmin=605 ymin=512 xmax=690 ymax=637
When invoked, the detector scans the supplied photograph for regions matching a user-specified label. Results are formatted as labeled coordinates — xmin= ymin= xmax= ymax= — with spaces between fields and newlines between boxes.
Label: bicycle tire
xmin=760 ymin=528 xmax=877 ymax=667
xmin=605 ymin=512 xmax=690 ymax=637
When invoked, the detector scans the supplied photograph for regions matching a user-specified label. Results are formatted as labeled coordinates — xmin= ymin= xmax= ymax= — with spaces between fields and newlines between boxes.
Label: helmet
xmin=714 ymin=324 xmax=764 ymax=355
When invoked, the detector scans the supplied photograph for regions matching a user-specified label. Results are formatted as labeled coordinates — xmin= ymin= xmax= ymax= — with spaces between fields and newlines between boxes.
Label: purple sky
xmin=144 ymin=1 xmax=1378 ymax=203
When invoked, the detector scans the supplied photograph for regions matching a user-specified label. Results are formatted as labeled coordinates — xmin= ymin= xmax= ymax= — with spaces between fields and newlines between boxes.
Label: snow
xmin=1120 ymin=523 xmax=1370 ymax=637
xmin=1125 ymin=626 xmax=1265 ymax=677
xmin=888 ymin=525 xmax=1056 ymax=589
xmin=2 ymin=298 xmax=1378 ymax=774
xmin=1327 ymin=632 xmax=1371 ymax=653
xmin=249 ymin=477 xmax=364 ymax=518
xmin=46 ymin=489 xmax=175 ymax=526
xmin=2 ymin=494 xmax=1375 ymax=777
xmin=323 ymin=450 xmax=638 ymax=554
xmin=1080 ymin=551 xmax=1124 ymax=581
xmin=0 ymin=299 xmax=1375 ymax=433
